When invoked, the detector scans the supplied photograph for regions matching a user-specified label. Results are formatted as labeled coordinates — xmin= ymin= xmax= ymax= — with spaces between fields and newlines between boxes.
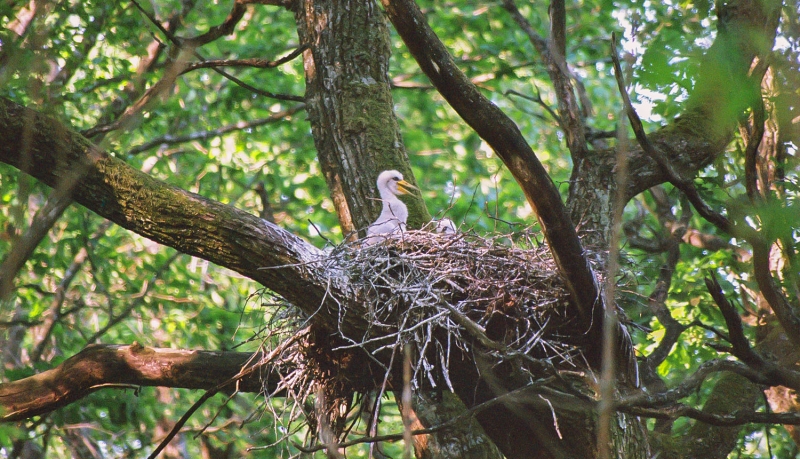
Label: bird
xmin=364 ymin=170 xmax=417 ymax=244
xmin=433 ymin=217 xmax=457 ymax=234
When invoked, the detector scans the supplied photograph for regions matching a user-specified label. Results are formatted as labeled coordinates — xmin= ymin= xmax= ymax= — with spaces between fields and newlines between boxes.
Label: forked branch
xmin=381 ymin=0 xmax=605 ymax=350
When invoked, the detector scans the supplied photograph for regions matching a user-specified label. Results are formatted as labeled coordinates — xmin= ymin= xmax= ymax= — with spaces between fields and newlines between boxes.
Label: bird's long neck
xmin=379 ymin=192 xmax=408 ymax=223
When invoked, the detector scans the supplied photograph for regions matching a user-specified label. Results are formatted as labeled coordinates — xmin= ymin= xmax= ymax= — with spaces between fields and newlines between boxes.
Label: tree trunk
xmin=295 ymin=0 xmax=429 ymax=236
xmin=294 ymin=1 xmax=495 ymax=457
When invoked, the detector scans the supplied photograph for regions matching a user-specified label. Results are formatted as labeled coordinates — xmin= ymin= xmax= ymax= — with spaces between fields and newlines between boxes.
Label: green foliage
xmin=1 ymin=0 xmax=798 ymax=457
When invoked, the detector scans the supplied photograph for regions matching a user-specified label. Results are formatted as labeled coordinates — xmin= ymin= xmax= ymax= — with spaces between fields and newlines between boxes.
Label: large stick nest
xmin=255 ymin=230 xmax=591 ymax=446
xmin=315 ymin=230 xmax=582 ymax=391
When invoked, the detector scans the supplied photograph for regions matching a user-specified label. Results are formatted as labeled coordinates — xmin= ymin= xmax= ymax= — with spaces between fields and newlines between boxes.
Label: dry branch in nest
xmin=339 ymin=230 xmax=581 ymax=382
xmin=253 ymin=230 xmax=592 ymax=449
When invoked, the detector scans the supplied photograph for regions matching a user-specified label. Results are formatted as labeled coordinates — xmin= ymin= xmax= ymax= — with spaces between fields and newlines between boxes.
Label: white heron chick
xmin=434 ymin=217 xmax=457 ymax=234
xmin=364 ymin=170 xmax=417 ymax=244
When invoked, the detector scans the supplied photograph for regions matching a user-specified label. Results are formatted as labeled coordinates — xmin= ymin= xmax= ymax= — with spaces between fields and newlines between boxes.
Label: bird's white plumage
xmin=364 ymin=170 xmax=417 ymax=244
xmin=434 ymin=217 xmax=457 ymax=234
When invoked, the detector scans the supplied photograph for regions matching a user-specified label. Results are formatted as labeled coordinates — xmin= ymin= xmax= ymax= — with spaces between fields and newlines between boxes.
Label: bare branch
xmin=621 ymin=405 xmax=800 ymax=426
xmin=127 ymin=104 xmax=305 ymax=155
xmin=644 ymin=242 xmax=684 ymax=368
xmin=294 ymin=380 xmax=573 ymax=454
xmin=180 ymin=45 xmax=308 ymax=74
xmin=85 ymin=252 xmax=180 ymax=345
xmin=620 ymin=359 xmax=770 ymax=410
xmin=146 ymin=334 xmax=300 ymax=459
xmin=179 ymin=0 xmax=247 ymax=48
xmin=129 ymin=0 xmax=303 ymax=108
xmin=243 ymin=0 xmax=297 ymax=9
xmin=504 ymin=89 xmax=562 ymax=127
xmin=29 ymin=221 xmax=113 ymax=363
xmin=501 ymin=0 xmax=588 ymax=159
xmin=0 ymin=344 xmax=284 ymax=422
xmin=744 ymin=95 xmax=766 ymax=199
xmin=704 ymin=274 xmax=761 ymax=365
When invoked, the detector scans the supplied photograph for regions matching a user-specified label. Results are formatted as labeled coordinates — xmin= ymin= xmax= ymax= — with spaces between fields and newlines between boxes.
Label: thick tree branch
xmin=381 ymin=0 xmax=605 ymax=350
xmin=0 ymin=344 xmax=282 ymax=422
xmin=0 ymin=98 xmax=352 ymax=330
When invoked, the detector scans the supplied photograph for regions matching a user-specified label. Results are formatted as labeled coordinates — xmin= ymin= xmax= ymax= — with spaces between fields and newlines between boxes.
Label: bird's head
xmin=377 ymin=170 xmax=418 ymax=197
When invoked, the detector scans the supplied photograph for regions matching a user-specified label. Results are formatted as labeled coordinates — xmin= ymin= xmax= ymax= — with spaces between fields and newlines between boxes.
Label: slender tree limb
xmin=180 ymin=45 xmax=308 ymax=74
xmin=644 ymin=242 xmax=684 ymax=368
xmin=501 ymin=0 xmax=588 ymax=159
xmin=548 ymin=0 xmax=566 ymax=57
xmin=29 ymin=221 xmax=113 ymax=363
xmin=705 ymin=274 xmax=762 ymax=366
xmin=0 ymin=344 xmax=284 ymax=422
xmin=244 ymin=0 xmax=297 ymax=9
xmin=504 ymin=89 xmax=562 ymax=127
xmin=705 ymin=273 xmax=800 ymax=391
xmin=294 ymin=380 xmax=569 ymax=454
xmin=621 ymin=404 xmax=800 ymax=426
xmin=179 ymin=0 xmax=247 ymax=48
xmin=0 ymin=141 xmax=90 ymax=301
xmin=196 ymin=66 xmax=307 ymax=102
xmin=81 ymin=47 xmax=195 ymax=138
xmin=85 ymin=252 xmax=180 ymax=345
xmin=76 ymin=3 xmax=188 ymax=142
xmin=620 ymin=359 xmax=772 ymax=410
xmin=744 ymin=96 xmax=766 ymax=199
xmin=129 ymin=0 xmax=303 ymax=109
xmin=127 ymin=104 xmax=305 ymax=155
xmin=0 ymin=319 xmax=42 ymax=327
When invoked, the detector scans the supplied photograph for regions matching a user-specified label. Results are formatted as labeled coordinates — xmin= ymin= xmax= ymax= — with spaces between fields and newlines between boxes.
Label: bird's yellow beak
xmin=396 ymin=180 xmax=418 ymax=195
